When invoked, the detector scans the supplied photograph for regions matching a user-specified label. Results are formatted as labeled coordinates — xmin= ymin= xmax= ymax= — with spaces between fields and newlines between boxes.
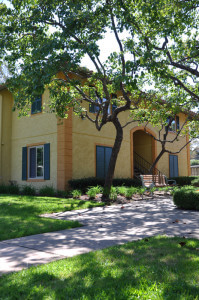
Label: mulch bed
xmin=80 ymin=191 xmax=171 ymax=204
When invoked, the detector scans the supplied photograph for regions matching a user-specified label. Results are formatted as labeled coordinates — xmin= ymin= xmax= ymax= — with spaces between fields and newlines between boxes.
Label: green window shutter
xmin=44 ymin=143 xmax=50 ymax=180
xmin=22 ymin=147 xmax=27 ymax=180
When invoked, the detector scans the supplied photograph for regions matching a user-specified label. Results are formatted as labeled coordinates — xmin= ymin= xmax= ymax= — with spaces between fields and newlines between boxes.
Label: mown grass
xmin=0 ymin=194 xmax=105 ymax=241
xmin=0 ymin=236 xmax=199 ymax=299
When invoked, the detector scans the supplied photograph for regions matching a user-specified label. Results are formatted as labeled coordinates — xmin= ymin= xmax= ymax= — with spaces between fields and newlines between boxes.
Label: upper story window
xmin=31 ymin=96 xmax=42 ymax=115
xmin=166 ymin=116 xmax=180 ymax=132
xmin=89 ymin=98 xmax=110 ymax=114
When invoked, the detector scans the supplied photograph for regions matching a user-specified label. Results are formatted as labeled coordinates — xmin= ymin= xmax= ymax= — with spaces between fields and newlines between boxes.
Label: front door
xmin=169 ymin=155 xmax=178 ymax=177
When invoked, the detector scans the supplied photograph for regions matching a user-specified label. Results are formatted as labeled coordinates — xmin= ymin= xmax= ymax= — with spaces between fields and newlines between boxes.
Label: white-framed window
xmin=89 ymin=98 xmax=111 ymax=114
xmin=28 ymin=145 xmax=44 ymax=179
xmin=31 ymin=96 xmax=42 ymax=115
xmin=166 ymin=116 xmax=180 ymax=132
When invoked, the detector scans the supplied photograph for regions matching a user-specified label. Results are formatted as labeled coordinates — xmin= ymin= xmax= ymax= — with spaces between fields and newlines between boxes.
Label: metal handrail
xmin=134 ymin=151 xmax=164 ymax=177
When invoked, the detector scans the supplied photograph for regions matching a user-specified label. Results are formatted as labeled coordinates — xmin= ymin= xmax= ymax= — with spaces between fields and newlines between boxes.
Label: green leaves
xmin=0 ymin=0 xmax=198 ymax=136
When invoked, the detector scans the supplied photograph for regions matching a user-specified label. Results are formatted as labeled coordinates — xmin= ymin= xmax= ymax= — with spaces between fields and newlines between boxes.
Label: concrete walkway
xmin=1 ymin=196 xmax=199 ymax=275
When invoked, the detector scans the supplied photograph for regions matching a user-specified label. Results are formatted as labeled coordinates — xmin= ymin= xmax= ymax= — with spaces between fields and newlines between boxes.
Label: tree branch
xmin=166 ymin=50 xmax=199 ymax=77
xmin=108 ymin=1 xmax=126 ymax=76
xmin=170 ymin=75 xmax=199 ymax=101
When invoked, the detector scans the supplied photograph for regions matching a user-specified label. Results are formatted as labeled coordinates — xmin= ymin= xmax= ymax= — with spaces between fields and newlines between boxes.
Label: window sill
xmin=27 ymin=179 xmax=45 ymax=182
xmin=30 ymin=112 xmax=42 ymax=117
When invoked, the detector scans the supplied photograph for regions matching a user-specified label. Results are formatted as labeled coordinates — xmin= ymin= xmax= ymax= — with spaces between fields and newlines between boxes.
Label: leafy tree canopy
xmin=0 ymin=0 xmax=198 ymax=116
xmin=0 ymin=0 xmax=199 ymax=195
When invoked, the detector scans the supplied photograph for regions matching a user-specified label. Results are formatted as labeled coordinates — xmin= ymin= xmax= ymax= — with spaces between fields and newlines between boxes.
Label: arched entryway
xmin=130 ymin=127 xmax=157 ymax=178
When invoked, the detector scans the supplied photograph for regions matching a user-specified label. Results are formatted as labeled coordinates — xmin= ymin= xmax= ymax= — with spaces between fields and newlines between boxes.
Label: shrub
xmin=191 ymin=178 xmax=199 ymax=187
xmin=109 ymin=186 xmax=117 ymax=201
xmin=71 ymin=189 xmax=82 ymax=199
xmin=68 ymin=177 xmax=141 ymax=192
xmin=0 ymin=183 xmax=20 ymax=195
xmin=117 ymin=186 xmax=128 ymax=196
xmin=112 ymin=178 xmax=141 ymax=187
xmin=0 ymin=184 xmax=9 ymax=194
xmin=170 ymin=176 xmax=197 ymax=186
xmin=7 ymin=184 xmax=20 ymax=195
xmin=191 ymin=159 xmax=199 ymax=166
xmin=102 ymin=186 xmax=118 ymax=201
xmin=56 ymin=190 xmax=68 ymax=198
xmin=137 ymin=187 xmax=146 ymax=196
xmin=39 ymin=186 xmax=56 ymax=197
xmin=126 ymin=187 xmax=138 ymax=199
xmin=87 ymin=186 xmax=102 ymax=199
xmin=173 ymin=187 xmax=199 ymax=210
xmin=22 ymin=185 xmax=36 ymax=196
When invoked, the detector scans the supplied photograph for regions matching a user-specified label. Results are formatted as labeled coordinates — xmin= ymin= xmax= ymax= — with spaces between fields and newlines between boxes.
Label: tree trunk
xmin=149 ymin=149 xmax=166 ymax=173
xmin=102 ymin=118 xmax=123 ymax=201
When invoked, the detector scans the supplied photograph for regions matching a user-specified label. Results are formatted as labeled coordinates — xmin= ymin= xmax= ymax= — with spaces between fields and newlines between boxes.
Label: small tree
xmin=131 ymin=98 xmax=199 ymax=172
xmin=0 ymin=0 xmax=198 ymax=198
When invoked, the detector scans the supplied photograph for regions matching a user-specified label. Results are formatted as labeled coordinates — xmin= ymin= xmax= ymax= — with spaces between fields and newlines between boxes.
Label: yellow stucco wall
xmin=1 ymin=84 xmax=190 ymax=191
xmin=10 ymin=90 xmax=58 ymax=190
xmin=133 ymin=130 xmax=153 ymax=164
xmin=156 ymin=113 xmax=189 ymax=177
xmin=0 ymin=89 xmax=13 ymax=184
xmin=72 ymin=101 xmax=189 ymax=179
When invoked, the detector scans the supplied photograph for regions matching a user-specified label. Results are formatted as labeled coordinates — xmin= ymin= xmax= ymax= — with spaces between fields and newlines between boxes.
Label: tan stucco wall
xmin=72 ymin=103 xmax=189 ymax=179
xmin=0 ymin=89 xmax=12 ymax=184
xmin=10 ymin=90 xmax=58 ymax=190
xmin=133 ymin=130 xmax=153 ymax=164
xmin=152 ymin=113 xmax=189 ymax=177
xmin=1 ymin=84 xmax=190 ymax=191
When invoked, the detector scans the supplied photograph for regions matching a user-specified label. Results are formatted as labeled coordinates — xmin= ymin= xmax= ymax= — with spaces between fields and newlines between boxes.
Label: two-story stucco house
xmin=0 ymin=81 xmax=191 ymax=191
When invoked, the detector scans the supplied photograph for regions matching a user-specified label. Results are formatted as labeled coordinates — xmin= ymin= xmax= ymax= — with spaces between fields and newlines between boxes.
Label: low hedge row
xmin=173 ymin=187 xmax=199 ymax=210
xmin=68 ymin=177 xmax=141 ymax=192
xmin=170 ymin=176 xmax=197 ymax=186
xmin=0 ymin=184 xmax=68 ymax=198
xmin=191 ymin=177 xmax=199 ymax=187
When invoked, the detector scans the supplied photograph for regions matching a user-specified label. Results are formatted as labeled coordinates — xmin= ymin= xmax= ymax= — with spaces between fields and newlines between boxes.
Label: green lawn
xmin=0 ymin=194 xmax=105 ymax=241
xmin=0 ymin=236 xmax=199 ymax=299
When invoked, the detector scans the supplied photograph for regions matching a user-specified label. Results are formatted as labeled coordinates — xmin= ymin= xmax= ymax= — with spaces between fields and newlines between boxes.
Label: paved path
xmin=1 ymin=197 xmax=199 ymax=275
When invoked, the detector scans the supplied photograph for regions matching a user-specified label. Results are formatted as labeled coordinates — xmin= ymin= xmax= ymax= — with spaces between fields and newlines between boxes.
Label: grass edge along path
xmin=0 ymin=194 xmax=105 ymax=241
xmin=0 ymin=236 xmax=199 ymax=299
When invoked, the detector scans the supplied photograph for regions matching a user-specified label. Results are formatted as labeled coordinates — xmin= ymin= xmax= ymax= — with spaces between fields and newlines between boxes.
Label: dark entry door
xmin=169 ymin=155 xmax=178 ymax=177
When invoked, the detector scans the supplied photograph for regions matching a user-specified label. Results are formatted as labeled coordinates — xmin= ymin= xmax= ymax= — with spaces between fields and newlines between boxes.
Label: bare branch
xmin=154 ymin=37 xmax=169 ymax=51
xmin=107 ymin=1 xmax=126 ymax=76
xmin=62 ymin=72 xmax=101 ymax=106
xmin=165 ymin=138 xmax=196 ymax=154
xmin=122 ymin=119 xmax=140 ymax=129
xmin=167 ymin=50 xmax=199 ymax=77
xmin=170 ymin=75 xmax=199 ymax=101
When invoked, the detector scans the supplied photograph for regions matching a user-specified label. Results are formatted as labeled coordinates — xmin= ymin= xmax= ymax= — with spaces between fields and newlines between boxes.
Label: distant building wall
xmin=191 ymin=165 xmax=199 ymax=176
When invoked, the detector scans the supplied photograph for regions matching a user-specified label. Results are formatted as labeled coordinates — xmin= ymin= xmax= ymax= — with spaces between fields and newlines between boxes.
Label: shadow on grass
xmin=0 ymin=237 xmax=199 ymax=299
xmin=0 ymin=195 xmax=83 ymax=241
